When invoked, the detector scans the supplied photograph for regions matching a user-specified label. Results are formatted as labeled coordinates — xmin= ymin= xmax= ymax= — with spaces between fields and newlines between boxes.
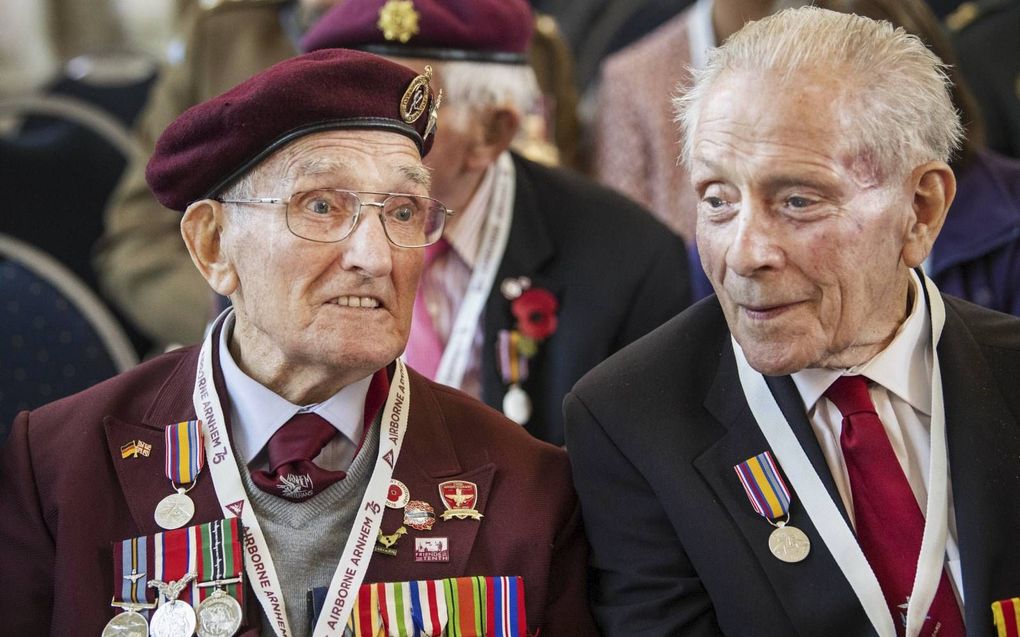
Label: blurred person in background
xmin=302 ymin=0 xmax=691 ymax=446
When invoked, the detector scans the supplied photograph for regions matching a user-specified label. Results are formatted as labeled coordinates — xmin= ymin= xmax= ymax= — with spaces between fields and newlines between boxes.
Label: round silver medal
xmin=154 ymin=489 xmax=195 ymax=530
xmin=196 ymin=590 xmax=243 ymax=637
xmin=101 ymin=610 xmax=149 ymax=637
xmin=149 ymin=599 xmax=197 ymax=637
xmin=768 ymin=523 xmax=811 ymax=563
xmin=502 ymin=385 xmax=532 ymax=425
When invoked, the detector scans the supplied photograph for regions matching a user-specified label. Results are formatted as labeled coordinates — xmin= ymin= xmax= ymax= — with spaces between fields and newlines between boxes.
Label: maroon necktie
xmin=825 ymin=375 xmax=964 ymax=637
xmin=251 ymin=369 xmax=390 ymax=501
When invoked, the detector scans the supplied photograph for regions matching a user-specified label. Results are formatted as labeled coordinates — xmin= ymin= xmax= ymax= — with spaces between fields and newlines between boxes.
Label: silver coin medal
xmin=102 ymin=601 xmax=156 ymax=637
xmin=148 ymin=573 xmax=197 ymax=637
xmin=733 ymin=451 xmax=810 ymax=563
xmin=195 ymin=576 xmax=244 ymax=637
xmin=155 ymin=420 xmax=205 ymax=530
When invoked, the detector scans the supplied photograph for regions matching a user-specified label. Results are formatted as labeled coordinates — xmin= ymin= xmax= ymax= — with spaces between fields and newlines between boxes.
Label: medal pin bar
xmin=195 ymin=574 xmax=245 ymax=637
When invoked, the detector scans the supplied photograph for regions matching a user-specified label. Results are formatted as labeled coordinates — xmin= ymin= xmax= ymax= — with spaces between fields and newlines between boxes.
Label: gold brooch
xmin=378 ymin=0 xmax=420 ymax=43
xmin=401 ymin=65 xmax=432 ymax=124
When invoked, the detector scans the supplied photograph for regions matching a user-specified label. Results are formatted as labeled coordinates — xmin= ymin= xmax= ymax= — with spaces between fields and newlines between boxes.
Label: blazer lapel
xmin=695 ymin=344 xmax=876 ymax=636
xmin=480 ymin=154 xmax=555 ymax=409
xmin=938 ymin=299 xmax=1020 ymax=635
xmin=370 ymin=370 xmax=493 ymax=580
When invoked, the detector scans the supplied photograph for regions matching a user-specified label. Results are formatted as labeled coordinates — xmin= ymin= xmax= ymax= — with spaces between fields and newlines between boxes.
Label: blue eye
xmin=308 ymin=198 xmax=332 ymax=215
xmin=787 ymin=196 xmax=813 ymax=209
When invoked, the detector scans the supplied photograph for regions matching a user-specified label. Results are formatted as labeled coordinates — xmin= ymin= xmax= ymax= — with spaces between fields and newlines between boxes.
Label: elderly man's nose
xmin=725 ymin=206 xmax=784 ymax=276
xmin=340 ymin=213 xmax=393 ymax=276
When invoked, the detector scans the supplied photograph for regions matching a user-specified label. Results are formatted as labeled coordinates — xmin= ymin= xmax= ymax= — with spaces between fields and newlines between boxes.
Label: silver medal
xmin=195 ymin=589 xmax=243 ymax=637
xmin=149 ymin=599 xmax=197 ymax=637
xmin=768 ymin=523 xmax=811 ymax=563
xmin=101 ymin=610 xmax=149 ymax=637
xmin=154 ymin=488 xmax=195 ymax=530
xmin=502 ymin=384 xmax=532 ymax=425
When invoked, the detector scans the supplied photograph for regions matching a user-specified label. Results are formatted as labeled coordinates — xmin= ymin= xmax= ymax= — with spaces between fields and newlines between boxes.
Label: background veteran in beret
xmin=565 ymin=7 xmax=1020 ymax=637
xmin=0 ymin=48 xmax=597 ymax=637
xmin=301 ymin=0 xmax=692 ymax=446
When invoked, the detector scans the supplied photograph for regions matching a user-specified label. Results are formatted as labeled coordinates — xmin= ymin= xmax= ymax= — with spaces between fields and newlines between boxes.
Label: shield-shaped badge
xmin=438 ymin=480 xmax=483 ymax=521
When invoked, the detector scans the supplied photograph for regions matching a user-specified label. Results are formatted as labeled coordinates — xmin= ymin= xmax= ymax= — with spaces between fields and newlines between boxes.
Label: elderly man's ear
xmin=181 ymin=200 xmax=240 ymax=297
xmin=464 ymin=107 xmax=519 ymax=170
xmin=901 ymin=161 xmax=955 ymax=269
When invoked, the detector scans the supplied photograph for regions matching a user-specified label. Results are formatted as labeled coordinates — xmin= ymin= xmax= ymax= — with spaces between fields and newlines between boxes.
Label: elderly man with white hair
xmin=566 ymin=7 xmax=1020 ymax=637
xmin=302 ymin=0 xmax=691 ymax=447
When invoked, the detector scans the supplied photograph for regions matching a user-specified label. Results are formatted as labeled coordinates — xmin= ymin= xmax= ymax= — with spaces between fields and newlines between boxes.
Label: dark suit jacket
xmin=481 ymin=154 xmax=691 ymax=446
xmin=0 ymin=341 xmax=597 ymax=636
xmin=565 ymin=294 xmax=1020 ymax=636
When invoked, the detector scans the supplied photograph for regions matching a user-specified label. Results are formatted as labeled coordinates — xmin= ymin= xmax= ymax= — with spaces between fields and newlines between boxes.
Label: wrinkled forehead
xmin=247 ymin=129 xmax=431 ymax=192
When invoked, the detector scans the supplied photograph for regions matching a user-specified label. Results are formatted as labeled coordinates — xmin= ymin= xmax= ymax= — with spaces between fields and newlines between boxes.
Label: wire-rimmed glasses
xmin=217 ymin=189 xmax=453 ymax=248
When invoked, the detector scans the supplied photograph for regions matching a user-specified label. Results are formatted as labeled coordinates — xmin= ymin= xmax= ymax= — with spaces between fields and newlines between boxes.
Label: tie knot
xmin=824 ymin=375 xmax=877 ymax=418
xmin=265 ymin=412 xmax=337 ymax=471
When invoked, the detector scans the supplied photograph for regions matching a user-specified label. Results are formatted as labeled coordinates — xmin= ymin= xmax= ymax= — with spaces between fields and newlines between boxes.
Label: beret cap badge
xmin=378 ymin=0 xmax=421 ymax=43
xmin=401 ymin=64 xmax=433 ymax=124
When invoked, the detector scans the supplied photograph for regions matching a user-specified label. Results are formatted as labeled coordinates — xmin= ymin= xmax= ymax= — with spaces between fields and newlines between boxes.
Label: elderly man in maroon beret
xmin=0 ymin=48 xmax=596 ymax=637
xmin=301 ymin=0 xmax=692 ymax=447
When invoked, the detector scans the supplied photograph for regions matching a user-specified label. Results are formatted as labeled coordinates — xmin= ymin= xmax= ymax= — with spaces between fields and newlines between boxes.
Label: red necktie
xmin=251 ymin=369 xmax=390 ymax=501
xmin=404 ymin=238 xmax=450 ymax=379
xmin=251 ymin=413 xmax=346 ymax=501
xmin=825 ymin=375 xmax=964 ymax=637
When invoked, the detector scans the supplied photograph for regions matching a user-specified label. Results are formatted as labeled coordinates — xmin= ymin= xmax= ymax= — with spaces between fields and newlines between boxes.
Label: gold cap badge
xmin=378 ymin=0 xmax=420 ymax=43
xmin=400 ymin=65 xmax=432 ymax=124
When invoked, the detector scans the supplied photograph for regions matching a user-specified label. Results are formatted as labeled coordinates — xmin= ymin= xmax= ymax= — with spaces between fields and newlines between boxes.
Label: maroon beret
xmin=301 ymin=0 xmax=533 ymax=64
xmin=146 ymin=48 xmax=439 ymax=212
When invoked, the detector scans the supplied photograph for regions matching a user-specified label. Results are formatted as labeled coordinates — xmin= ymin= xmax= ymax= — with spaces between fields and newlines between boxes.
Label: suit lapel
xmin=370 ymin=369 xmax=493 ymax=580
xmin=480 ymin=154 xmax=555 ymax=409
xmin=103 ymin=347 xmax=223 ymax=537
xmin=938 ymin=299 xmax=1020 ymax=634
xmin=695 ymin=343 xmax=876 ymax=636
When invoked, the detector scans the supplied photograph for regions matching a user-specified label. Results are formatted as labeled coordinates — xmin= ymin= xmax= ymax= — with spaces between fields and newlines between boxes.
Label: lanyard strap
xmin=433 ymin=151 xmax=516 ymax=389
xmin=732 ymin=272 xmax=949 ymax=637
xmin=195 ymin=309 xmax=411 ymax=637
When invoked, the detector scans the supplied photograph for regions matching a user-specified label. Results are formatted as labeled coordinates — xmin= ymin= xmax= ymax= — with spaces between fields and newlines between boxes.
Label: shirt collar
xmin=217 ymin=312 xmax=373 ymax=464
xmin=791 ymin=270 xmax=934 ymax=414
xmin=443 ymin=157 xmax=499 ymax=268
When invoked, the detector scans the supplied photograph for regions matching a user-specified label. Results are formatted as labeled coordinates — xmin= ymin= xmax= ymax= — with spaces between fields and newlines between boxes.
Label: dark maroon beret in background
xmin=301 ymin=0 xmax=534 ymax=64
xmin=146 ymin=48 xmax=438 ymax=212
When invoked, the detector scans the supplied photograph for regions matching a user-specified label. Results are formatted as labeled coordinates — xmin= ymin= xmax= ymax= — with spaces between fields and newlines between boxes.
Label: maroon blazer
xmin=0 ymin=342 xmax=596 ymax=636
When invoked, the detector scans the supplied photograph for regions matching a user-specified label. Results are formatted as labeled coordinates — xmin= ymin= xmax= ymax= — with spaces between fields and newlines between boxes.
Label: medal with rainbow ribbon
xmin=734 ymin=451 xmax=811 ymax=563
xmin=154 ymin=419 xmax=205 ymax=530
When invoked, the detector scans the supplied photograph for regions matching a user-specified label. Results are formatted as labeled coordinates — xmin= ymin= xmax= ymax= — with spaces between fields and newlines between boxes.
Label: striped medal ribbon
xmin=496 ymin=329 xmax=532 ymax=425
xmin=194 ymin=518 xmax=245 ymax=637
xmin=734 ymin=451 xmax=811 ymax=563
xmin=993 ymin=597 xmax=1020 ymax=637
xmin=345 ymin=576 xmax=525 ymax=636
xmin=102 ymin=536 xmax=156 ymax=636
xmin=155 ymin=420 xmax=205 ymax=530
xmin=150 ymin=523 xmax=201 ymax=637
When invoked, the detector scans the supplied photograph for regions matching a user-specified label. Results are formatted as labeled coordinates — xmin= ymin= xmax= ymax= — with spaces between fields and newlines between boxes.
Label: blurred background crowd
xmin=1 ymin=0 xmax=1018 ymax=434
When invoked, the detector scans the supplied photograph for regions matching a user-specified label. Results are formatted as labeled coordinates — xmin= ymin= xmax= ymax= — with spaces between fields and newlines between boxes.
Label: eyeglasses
xmin=217 ymin=189 xmax=454 ymax=248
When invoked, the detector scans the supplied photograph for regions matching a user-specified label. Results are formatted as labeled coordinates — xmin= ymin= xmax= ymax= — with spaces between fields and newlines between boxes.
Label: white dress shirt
xmin=790 ymin=271 xmax=963 ymax=598
xmin=217 ymin=313 xmax=373 ymax=471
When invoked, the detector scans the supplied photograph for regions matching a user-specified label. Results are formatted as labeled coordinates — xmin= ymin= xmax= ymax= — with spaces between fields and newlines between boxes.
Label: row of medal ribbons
xmin=311 ymin=575 xmax=528 ymax=637
xmin=104 ymin=517 xmax=245 ymax=637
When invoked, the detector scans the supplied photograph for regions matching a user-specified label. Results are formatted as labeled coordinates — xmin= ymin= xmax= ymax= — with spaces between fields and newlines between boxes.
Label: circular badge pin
xmin=387 ymin=479 xmax=410 ymax=509
xmin=768 ymin=523 xmax=811 ymax=563
xmin=403 ymin=500 xmax=436 ymax=531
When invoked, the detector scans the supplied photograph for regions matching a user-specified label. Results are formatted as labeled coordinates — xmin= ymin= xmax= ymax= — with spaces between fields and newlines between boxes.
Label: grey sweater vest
xmin=238 ymin=420 xmax=380 ymax=637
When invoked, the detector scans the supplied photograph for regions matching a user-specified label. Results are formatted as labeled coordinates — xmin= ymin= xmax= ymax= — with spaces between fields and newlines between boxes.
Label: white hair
xmin=436 ymin=60 xmax=542 ymax=129
xmin=674 ymin=6 xmax=963 ymax=178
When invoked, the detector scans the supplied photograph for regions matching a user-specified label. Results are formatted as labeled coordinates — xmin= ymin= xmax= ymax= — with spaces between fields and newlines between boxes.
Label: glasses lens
xmin=381 ymin=195 xmax=448 ymax=247
xmin=287 ymin=189 xmax=359 ymax=242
